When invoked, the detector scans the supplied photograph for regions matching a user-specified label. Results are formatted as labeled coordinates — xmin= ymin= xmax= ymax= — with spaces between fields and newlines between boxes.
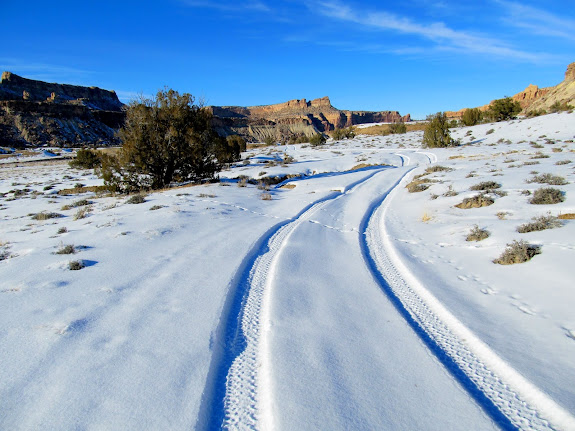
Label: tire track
xmin=196 ymin=167 xmax=389 ymax=430
xmin=360 ymin=170 xmax=575 ymax=431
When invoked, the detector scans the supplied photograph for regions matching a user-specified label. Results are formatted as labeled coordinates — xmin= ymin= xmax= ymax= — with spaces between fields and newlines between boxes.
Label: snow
xmin=1 ymin=112 xmax=574 ymax=430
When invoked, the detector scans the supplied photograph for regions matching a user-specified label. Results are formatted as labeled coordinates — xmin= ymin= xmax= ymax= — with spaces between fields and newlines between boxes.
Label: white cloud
xmin=310 ymin=0 xmax=548 ymax=62
xmin=496 ymin=0 xmax=575 ymax=42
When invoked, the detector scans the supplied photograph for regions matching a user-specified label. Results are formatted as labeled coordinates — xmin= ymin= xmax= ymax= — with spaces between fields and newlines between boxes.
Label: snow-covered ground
xmin=1 ymin=112 xmax=574 ymax=430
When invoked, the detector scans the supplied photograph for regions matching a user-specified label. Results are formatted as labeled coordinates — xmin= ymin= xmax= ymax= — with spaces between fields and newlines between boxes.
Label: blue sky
xmin=2 ymin=0 xmax=574 ymax=118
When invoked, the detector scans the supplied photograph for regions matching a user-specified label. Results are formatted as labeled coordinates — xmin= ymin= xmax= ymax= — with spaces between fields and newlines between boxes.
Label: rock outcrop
xmin=447 ymin=62 xmax=575 ymax=119
xmin=210 ymin=96 xmax=410 ymax=142
xmin=0 ymin=72 xmax=125 ymax=147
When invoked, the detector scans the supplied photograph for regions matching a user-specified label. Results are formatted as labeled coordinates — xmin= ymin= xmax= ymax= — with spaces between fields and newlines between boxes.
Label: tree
xmin=388 ymin=121 xmax=407 ymax=134
xmin=309 ymin=133 xmax=327 ymax=146
xmin=331 ymin=126 xmax=356 ymax=140
xmin=422 ymin=112 xmax=456 ymax=148
xmin=100 ymin=88 xmax=230 ymax=193
xmin=461 ymin=108 xmax=482 ymax=126
xmin=69 ymin=148 xmax=101 ymax=169
xmin=487 ymin=97 xmax=521 ymax=122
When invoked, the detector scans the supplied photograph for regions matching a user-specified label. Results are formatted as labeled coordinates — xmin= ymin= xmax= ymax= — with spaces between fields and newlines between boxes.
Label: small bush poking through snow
xmin=529 ymin=187 xmax=565 ymax=205
xmin=68 ymin=260 xmax=85 ymax=270
xmin=455 ymin=194 xmax=495 ymax=209
xmin=425 ymin=165 xmax=453 ymax=173
xmin=526 ymin=173 xmax=568 ymax=186
xmin=56 ymin=244 xmax=76 ymax=255
xmin=74 ymin=206 xmax=92 ymax=221
xmin=470 ymin=181 xmax=501 ymax=192
xmin=57 ymin=227 xmax=68 ymax=234
xmin=555 ymin=160 xmax=571 ymax=165
xmin=466 ymin=225 xmax=490 ymax=241
xmin=149 ymin=205 xmax=164 ymax=211
xmin=127 ymin=194 xmax=146 ymax=204
xmin=493 ymin=240 xmax=541 ymax=265
xmin=406 ymin=181 xmax=431 ymax=193
xmin=31 ymin=212 xmax=62 ymax=220
xmin=260 ymin=192 xmax=272 ymax=200
xmin=517 ymin=214 xmax=563 ymax=233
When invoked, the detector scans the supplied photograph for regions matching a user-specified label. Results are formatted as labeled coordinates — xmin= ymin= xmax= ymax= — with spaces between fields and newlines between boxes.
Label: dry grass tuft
xmin=558 ymin=213 xmax=575 ymax=220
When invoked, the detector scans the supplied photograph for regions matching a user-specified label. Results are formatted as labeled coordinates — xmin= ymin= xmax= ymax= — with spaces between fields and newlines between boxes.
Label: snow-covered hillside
xmin=1 ymin=112 xmax=574 ymax=430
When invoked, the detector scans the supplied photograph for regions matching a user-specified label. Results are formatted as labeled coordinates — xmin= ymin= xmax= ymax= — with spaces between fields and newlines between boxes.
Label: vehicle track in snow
xmin=360 ymin=169 xmax=575 ymax=431
xmin=196 ymin=166 xmax=390 ymax=430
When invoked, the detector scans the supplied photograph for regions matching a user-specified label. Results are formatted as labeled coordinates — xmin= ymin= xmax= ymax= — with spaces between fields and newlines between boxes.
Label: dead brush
xmin=493 ymin=240 xmax=541 ymax=265
xmin=470 ymin=181 xmax=501 ymax=192
xmin=466 ymin=225 xmax=490 ymax=242
xmin=74 ymin=205 xmax=93 ymax=220
xmin=529 ymin=187 xmax=565 ymax=205
xmin=517 ymin=214 xmax=563 ymax=233
xmin=526 ymin=173 xmax=568 ymax=186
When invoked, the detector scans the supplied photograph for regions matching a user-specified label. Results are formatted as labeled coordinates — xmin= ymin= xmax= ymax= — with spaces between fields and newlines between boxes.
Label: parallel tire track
xmin=197 ymin=167 xmax=388 ymax=430
xmin=361 ymin=170 xmax=575 ymax=431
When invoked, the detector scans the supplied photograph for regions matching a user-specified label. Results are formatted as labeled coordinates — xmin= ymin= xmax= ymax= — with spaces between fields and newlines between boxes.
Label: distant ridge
xmin=446 ymin=61 xmax=575 ymax=119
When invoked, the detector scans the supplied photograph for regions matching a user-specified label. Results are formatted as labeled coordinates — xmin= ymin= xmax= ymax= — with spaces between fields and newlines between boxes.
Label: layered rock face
xmin=211 ymin=96 xmax=410 ymax=142
xmin=447 ymin=62 xmax=575 ymax=119
xmin=0 ymin=72 xmax=125 ymax=147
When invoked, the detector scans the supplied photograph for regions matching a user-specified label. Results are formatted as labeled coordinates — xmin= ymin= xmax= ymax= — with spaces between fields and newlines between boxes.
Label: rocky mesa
xmin=446 ymin=62 xmax=575 ymax=119
xmin=0 ymin=72 xmax=125 ymax=148
xmin=210 ymin=96 xmax=410 ymax=142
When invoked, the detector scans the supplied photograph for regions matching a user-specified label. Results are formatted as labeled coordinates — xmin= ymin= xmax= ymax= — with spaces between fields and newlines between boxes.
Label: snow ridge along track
xmin=197 ymin=167 xmax=387 ymax=430
xmin=362 ymin=171 xmax=575 ymax=431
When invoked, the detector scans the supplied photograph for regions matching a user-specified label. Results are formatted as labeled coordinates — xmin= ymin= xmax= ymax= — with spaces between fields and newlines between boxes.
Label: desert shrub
xmin=263 ymin=136 xmax=276 ymax=146
xmin=517 ymin=214 xmax=562 ymax=233
xmin=31 ymin=212 xmax=62 ymax=220
xmin=237 ymin=176 xmax=248 ymax=187
xmin=461 ymin=108 xmax=482 ymax=126
xmin=331 ymin=127 xmax=356 ymax=140
xmin=555 ymin=160 xmax=571 ymax=165
xmin=487 ymin=97 xmax=521 ymax=122
xmin=549 ymin=100 xmax=574 ymax=113
xmin=422 ymin=112 xmax=456 ymax=148
xmin=525 ymin=109 xmax=547 ymax=117
xmin=99 ymin=89 xmax=228 ymax=193
xmin=425 ymin=165 xmax=452 ymax=173
xmin=529 ymin=187 xmax=565 ymax=205
xmin=57 ymin=227 xmax=68 ymax=234
xmin=470 ymin=181 xmax=501 ymax=192
xmin=388 ymin=122 xmax=407 ymax=134
xmin=310 ymin=133 xmax=327 ymax=147
xmin=531 ymin=152 xmax=549 ymax=159
xmin=126 ymin=194 xmax=146 ymax=204
xmin=69 ymin=260 xmax=85 ymax=270
xmin=455 ymin=194 xmax=494 ymax=209
xmin=73 ymin=206 xmax=93 ymax=220
xmin=496 ymin=211 xmax=510 ymax=220
xmin=406 ymin=180 xmax=431 ymax=193
xmin=226 ymin=134 xmax=247 ymax=153
xmin=62 ymin=199 xmax=92 ymax=210
xmin=149 ymin=205 xmax=164 ymax=210
xmin=466 ymin=225 xmax=490 ymax=241
xmin=198 ymin=193 xmax=216 ymax=198
xmin=493 ymin=240 xmax=541 ymax=265
xmin=69 ymin=149 xmax=101 ymax=169
xmin=56 ymin=244 xmax=76 ymax=255
xmin=443 ymin=185 xmax=458 ymax=197
xmin=260 ymin=192 xmax=272 ymax=200
xmin=527 ymin=173 xmax=568 ymax=186
xmin=486 ymin=128 xmax=495 ymax=135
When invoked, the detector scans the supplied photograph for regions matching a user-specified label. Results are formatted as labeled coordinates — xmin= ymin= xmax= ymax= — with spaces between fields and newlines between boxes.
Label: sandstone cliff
xmin=0 ymin=72 xmax=124 ymax=147
xmin=210 ymin=96 xmax=410 ymax=142
xmin=446 ymin=62 xmax=575 ymax=119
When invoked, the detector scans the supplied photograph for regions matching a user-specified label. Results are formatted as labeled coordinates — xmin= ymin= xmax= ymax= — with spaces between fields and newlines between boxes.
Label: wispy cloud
xmin=179 ymin=0 xmax=271 ymax=13
xmin=496 ymin=0 xmax=575 ymax=42
xmin=308 ymin=0 xmax=547 ymax=62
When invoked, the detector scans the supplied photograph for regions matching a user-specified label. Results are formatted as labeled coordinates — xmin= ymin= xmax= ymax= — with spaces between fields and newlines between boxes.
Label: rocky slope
xmin=446 ymin=62 xmax=575 ymax=119
xmin=0 ymin=72 xmax=124 ymax=148
xmin=210 ymin=96 xmax=410 ymax=142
